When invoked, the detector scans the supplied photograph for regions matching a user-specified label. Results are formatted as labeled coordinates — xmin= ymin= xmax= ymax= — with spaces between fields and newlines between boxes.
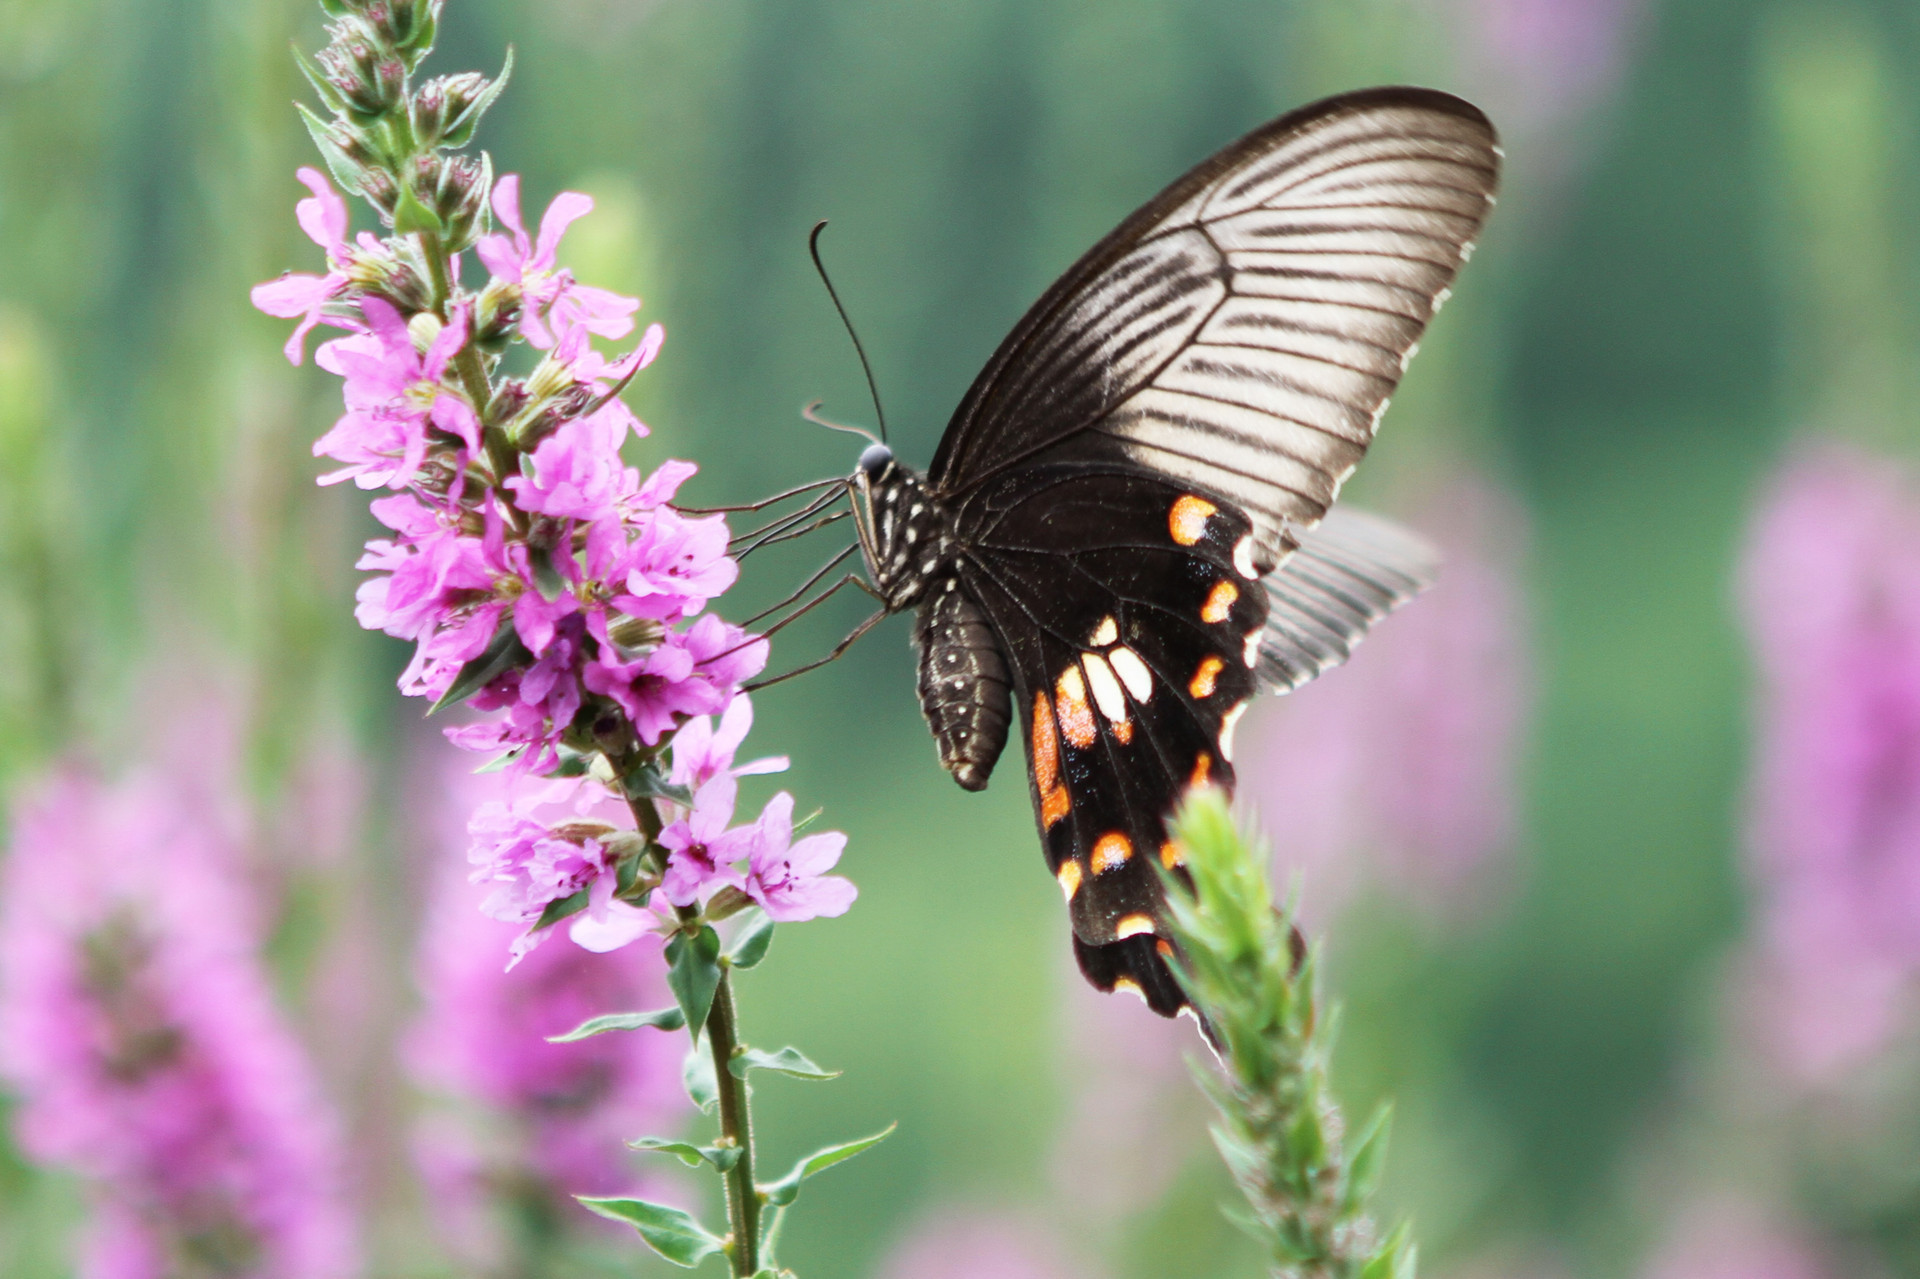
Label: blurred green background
xmin=2 ymin=0 xmax=1918 ymax=1274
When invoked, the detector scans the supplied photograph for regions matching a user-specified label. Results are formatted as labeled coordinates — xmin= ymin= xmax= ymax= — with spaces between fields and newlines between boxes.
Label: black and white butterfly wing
xmin=913 ymin=87 xmax=1498 ymax=1014
xmin=931 ymin=86 xmax=1499 ymax=571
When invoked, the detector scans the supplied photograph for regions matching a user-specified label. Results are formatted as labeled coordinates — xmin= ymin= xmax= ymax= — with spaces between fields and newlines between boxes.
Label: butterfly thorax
xmin=850 ymin=443 xmax=959 ymax=611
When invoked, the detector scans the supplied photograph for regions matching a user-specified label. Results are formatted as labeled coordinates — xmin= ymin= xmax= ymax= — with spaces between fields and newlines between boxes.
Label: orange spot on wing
xmin=1111 ymin=977 xmax=1145 ymax=998
xmin=1031 ymin=692 xmax=1059 ymax=795
xmin=1189 ymin=656 xmax=1226 ymax=699
xmin=1056 ymin=860 xmax=1083 ymax=900
xmin=1160 ymin=840 xmax=1187 ymax=870
xmin=1055 ymin=666 xmax=1097 ymax=750
xmin=1111 ymin=718 xmax=1133 ymax=745
xmin=1155 ymin=939 xmax=1174 ymax=959
xmin=1189 ymin=753 xmax=1212 ymax=788
xmin=1170 ymin=495 xmax=1217 ymax=546
xmin=1033 ymin=690 xmax=1072 ymax=828
xmin=1201 ymin=580 xmax=1239 ymax=624
xmin=1115 ymin=913 xmax=1157 ymax=940
xmin=1091 ymin=833 xmax=1132 ymax=874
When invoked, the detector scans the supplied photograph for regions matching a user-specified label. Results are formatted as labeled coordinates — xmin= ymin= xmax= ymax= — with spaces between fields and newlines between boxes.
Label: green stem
xmin=619 ymin=769 xmax=761 ymax=1276
xmin=705 ymin=972 xmax=761 ymax=1275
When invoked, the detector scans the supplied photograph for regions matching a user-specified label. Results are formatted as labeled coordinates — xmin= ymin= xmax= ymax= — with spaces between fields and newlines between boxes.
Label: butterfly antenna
xmin=801 ymin=400 xmax=880 ymax=446
xmin=809 ymin=220 xmax=889 ymax=444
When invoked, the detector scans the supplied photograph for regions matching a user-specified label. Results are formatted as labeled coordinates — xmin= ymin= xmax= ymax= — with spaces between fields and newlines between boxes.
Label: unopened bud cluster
xmin=298 ymin=0 xmax=500 ymax=252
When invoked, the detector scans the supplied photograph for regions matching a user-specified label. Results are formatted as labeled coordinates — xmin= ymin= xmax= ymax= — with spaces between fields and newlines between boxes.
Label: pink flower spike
xmin=744 ymin=792 xmax=856 ymax=923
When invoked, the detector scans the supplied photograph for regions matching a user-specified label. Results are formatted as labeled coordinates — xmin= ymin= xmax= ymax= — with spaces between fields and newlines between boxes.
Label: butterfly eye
xmin=858 ymin=442 xmax=893 ymax=480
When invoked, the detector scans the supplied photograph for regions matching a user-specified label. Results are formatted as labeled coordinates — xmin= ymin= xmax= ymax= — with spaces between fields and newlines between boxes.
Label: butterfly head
xmin=849 ymin=447 xmax=954 ymax=611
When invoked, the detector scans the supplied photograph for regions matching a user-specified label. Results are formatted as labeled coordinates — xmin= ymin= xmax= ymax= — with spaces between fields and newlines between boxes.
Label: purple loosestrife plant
xmin=0 ymin=770 xmax=359 ymax=1278
xmin=254 ymin=4 xmax=881 ymax=1273
xmin=1737 ymin=445 xmax=1920 ymax=1083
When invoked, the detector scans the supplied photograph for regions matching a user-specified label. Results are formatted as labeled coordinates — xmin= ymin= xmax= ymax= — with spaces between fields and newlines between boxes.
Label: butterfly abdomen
xmin=912 ymin=580 xmax=1012 ymax=791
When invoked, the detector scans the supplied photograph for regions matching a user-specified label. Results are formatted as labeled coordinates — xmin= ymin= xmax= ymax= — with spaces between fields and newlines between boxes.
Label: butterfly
xmin=758 ymin=86 xmax=1499 ymax=1017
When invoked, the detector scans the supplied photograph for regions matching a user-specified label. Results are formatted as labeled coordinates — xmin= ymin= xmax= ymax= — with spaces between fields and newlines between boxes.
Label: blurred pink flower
xmin=0 ymin=769 xmax=359 ymax=1279
xmin=1640 ymin=1196 xmax=1839 ymax=1279
xmin=876 ymin=1209 xmax=1102 ymax=1279
xmin=1738 ymin=445 xmax=1920 ymax=1082
xmin=1240 ymin=474 xmax=1529 ymax=924
xmin=410 ymin=750 xmax=687 ymax=1259
xmin=1047 ymin=957 xmax=1200 ymax=1225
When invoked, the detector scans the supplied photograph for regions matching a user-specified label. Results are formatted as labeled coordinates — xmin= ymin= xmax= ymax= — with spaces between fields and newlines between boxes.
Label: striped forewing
xmin=930 ymin=87 xmax=1499 ymax=571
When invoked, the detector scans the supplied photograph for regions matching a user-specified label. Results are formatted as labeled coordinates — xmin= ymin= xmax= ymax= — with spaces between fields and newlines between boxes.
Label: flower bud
xmin=474 ymin=277 xmax=522 ymax=348
xmin=606 ymin=616 xmax=665 ymax=654
xmin=357 ymin=169 xmax=398 ymax=217
xmin=317 ymin=25 xmax=404 ymax=120
xmin=410 ymin=155 xmax=488 ymax=252
xmin=487 ymin=378 xmax=530 ymax=424
xmin=410 ymin=71 xmax=491 ymax=149
xmin=406 ymin=311 xmax=444 ymax=354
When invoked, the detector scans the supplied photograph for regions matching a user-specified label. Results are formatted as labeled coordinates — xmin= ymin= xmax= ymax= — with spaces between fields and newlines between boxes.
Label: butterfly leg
xmin=744 ymin=605 xmax=889 ymax=692
xmin=740 ymin=543 xmax=861 ymax=627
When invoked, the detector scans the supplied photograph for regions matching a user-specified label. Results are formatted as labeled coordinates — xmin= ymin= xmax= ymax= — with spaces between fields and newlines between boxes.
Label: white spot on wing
xmin=1082 ymin=653 xmax=1128 ymax=725
xmin=1108 ymin=647 xmax=1153 ymax=702
xmin=1243 ymin=630 xmax=1261 ymax=668
xmin=1088 ymin=615 xmax=1119 ymax=647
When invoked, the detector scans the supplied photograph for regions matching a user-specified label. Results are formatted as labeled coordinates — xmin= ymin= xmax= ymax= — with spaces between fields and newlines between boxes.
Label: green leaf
xmin=665 ymin=927 xmax=723 ymax=1035
xmin=629 ymin=1137 xmax=741 ymax=1173
xmin=532 ymin=886 xmax=590 ymax=933
xmin=758 ymin=1124 xmax=896 ymax=1207
xmin=291 ymin=44 xmax=346 ymax=115
xmin=473 ymin=748 xmax=524 ymax=774
xmin=682 ymin=1042 xmax=718 ymax=1113
xmin=1343 ymin=1103 xmax=1393 ymax=1212
xmin=575 ymin=1197 xmax=725 ymax=1268
xmin=393 ymin=183 xmax=445 ymax=236
xmin=624 ymin=758 xmax=694 ymax=808
xmin=294 ymin=102 xmax=367 ymax=197
xmin=430 ymin=620 xmax=530 ymax=712
xmin=729 ymin=1046 xmax=838 ymax=1081
xmin=547 ymin=1007 xmax=685 ymax=1043
xmin=727 ymin=912 xmax=775 ymax=970
xmin=1359 ymin=1223 xmax=1415 ymax=1279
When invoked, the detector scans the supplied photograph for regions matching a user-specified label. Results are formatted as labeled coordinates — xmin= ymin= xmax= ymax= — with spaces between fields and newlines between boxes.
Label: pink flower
xmin=584 ymin=614 xmax=768 ymax=745
xmin=505 ymin=407 xmax=641 ymax=523
xmin=668 ymin=694 xmax=788 ymax=792
xmin=251 ymin=167 xmax=360 ymax=364
xmin=657 ymin=774 xmax=754 ymax=907
xmin=476 ymin=175 xmax=639 ymax=349
xmin=0 ymin=769 xmax=360 ymax=1278
xmin=1737 ymin=445 xmax=1920 ymax=1081
xmin=467 ymin=777 xmax=618 ymax=962
xmin=608 ymin=506 xmax=740 ymax=622
xmin=743 ymin=792 xmax=856 ymax=923
xmin=312 ymin=297 xmax=481 ymax=488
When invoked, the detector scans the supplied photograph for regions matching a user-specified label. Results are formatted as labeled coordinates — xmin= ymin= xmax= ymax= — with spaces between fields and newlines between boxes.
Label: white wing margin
xmin=1256 ymin=506 xmax=1439 ymax=693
